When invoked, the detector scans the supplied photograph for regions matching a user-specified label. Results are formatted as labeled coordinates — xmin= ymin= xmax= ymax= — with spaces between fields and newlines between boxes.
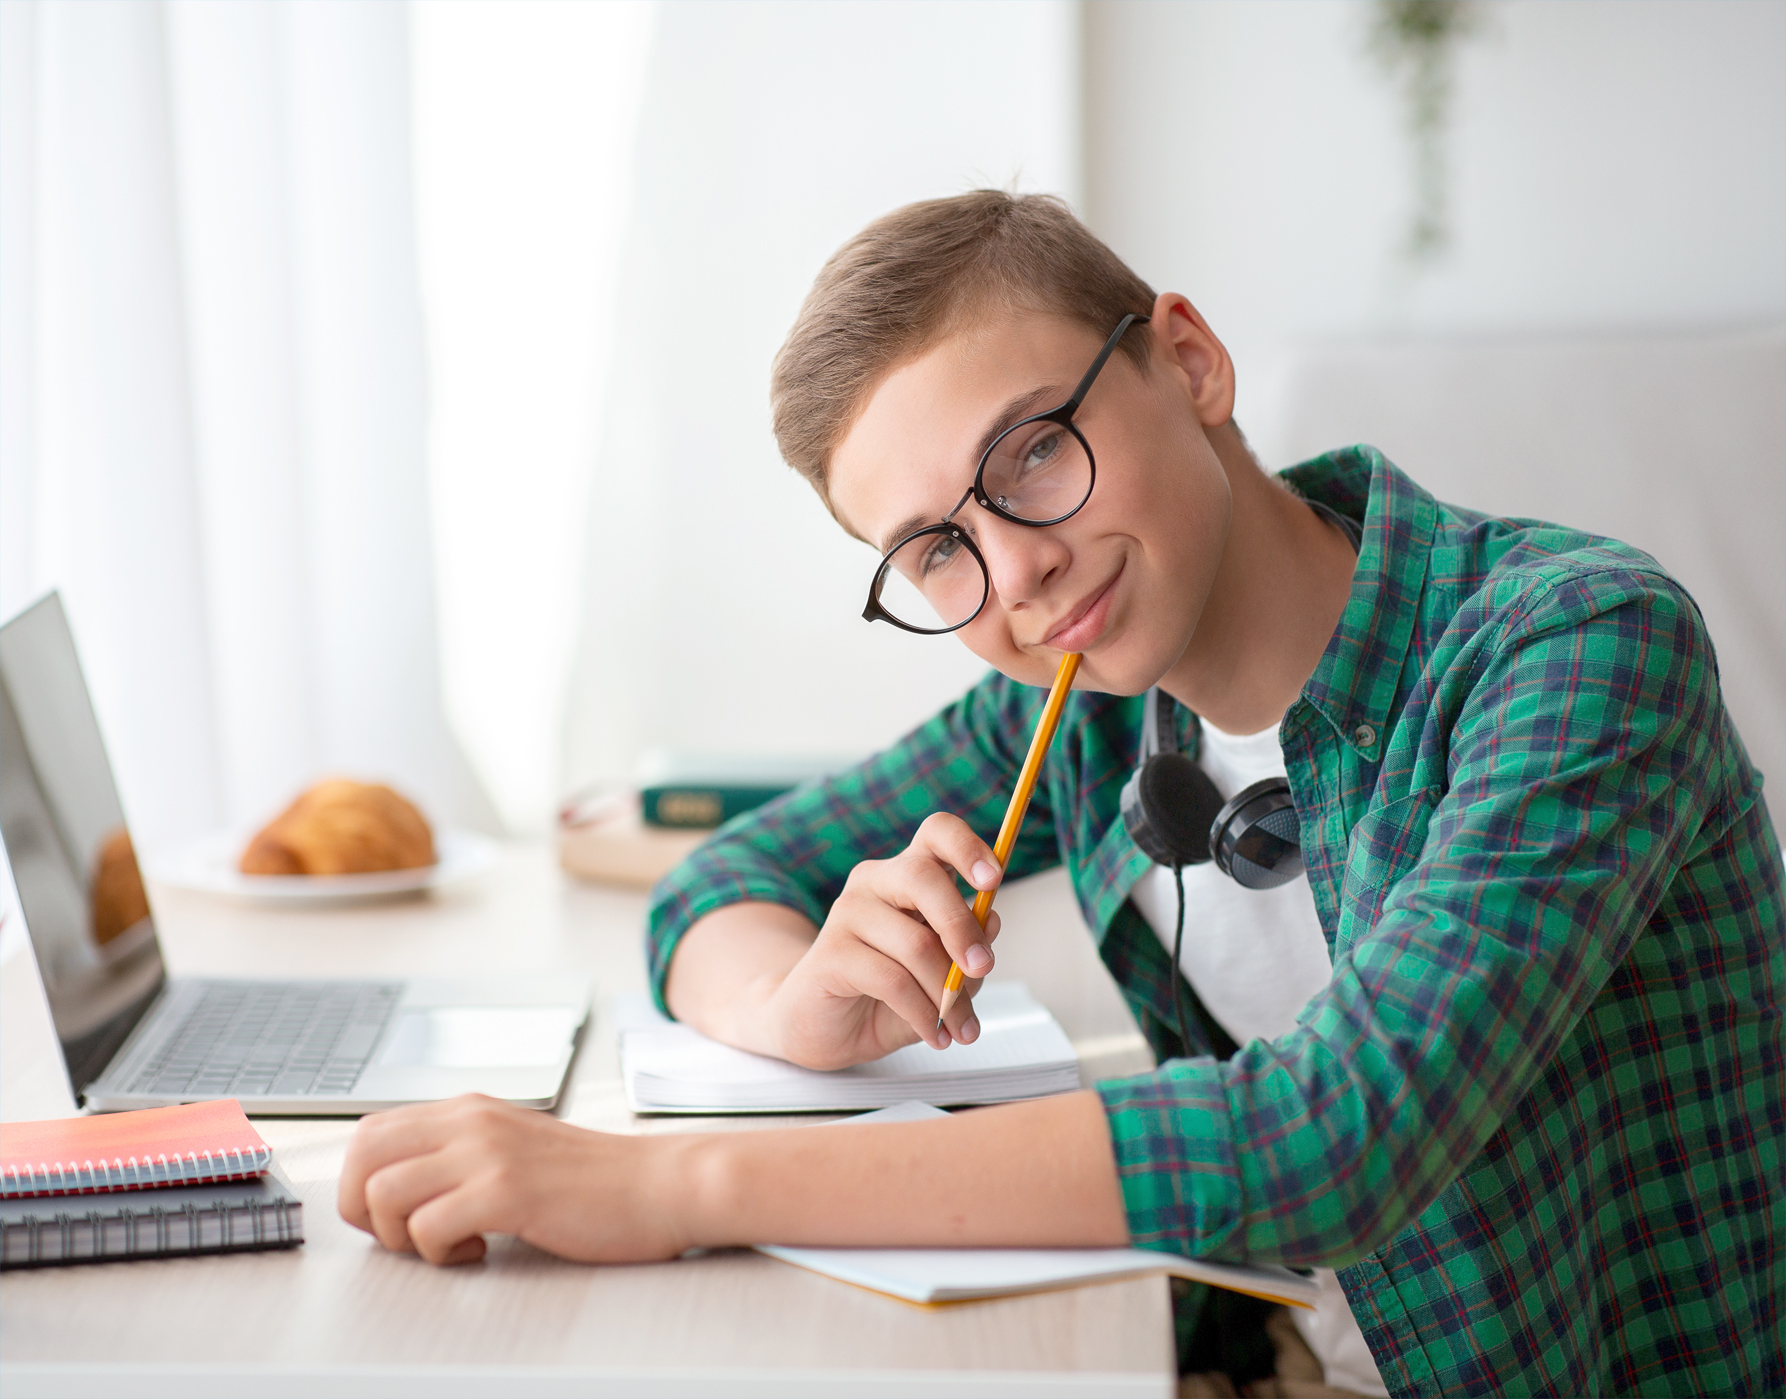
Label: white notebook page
xmin=618 ymin=982 xmax=1080 ymax=1112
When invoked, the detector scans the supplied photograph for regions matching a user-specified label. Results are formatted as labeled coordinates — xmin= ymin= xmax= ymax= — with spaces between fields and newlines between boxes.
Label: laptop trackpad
xmin=377 ymin=1006 xmax=583 ymax=1069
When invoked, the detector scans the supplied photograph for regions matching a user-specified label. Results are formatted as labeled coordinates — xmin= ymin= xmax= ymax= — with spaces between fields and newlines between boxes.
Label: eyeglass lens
xmin=980 ymin=420 xmax=1092 ymax=524
xmin=876 ymin=529 xmax=987 ymax=633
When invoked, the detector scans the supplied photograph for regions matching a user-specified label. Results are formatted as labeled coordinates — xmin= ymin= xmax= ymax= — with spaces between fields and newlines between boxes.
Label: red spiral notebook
xmin=0 ymin=1099 xmax=272 ymax=1198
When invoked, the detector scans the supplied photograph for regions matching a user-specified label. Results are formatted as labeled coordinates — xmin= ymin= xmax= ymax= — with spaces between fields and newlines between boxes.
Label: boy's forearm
xmin=663 ymin=901 xmax=816 ymax=1056
xmin=669 ymin=1090 xmax=1131 ymax=1249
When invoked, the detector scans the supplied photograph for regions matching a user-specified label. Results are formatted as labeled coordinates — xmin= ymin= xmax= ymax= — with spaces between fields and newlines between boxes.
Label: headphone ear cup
xmin=1210 ymin=778 xmax=1304 ymax=890
xmin=1121 ymin=753 xmax=1225 ymax=867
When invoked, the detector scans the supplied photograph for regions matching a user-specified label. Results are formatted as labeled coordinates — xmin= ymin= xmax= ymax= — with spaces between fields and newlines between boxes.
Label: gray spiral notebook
xmin=0 ymin=1163 xmax=304 ymax=1268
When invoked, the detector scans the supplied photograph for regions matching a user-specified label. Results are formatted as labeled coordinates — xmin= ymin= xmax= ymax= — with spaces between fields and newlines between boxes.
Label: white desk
xmin=0 ymin=846 xmax=1171 ymax=1397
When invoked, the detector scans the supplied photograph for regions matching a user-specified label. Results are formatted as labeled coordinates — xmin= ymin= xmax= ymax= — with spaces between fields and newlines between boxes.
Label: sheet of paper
xmin=754 ymin=1104 xmax=1318 ymax=1309
xmin=759 ymin=1242 xmax=1318 ymax=1308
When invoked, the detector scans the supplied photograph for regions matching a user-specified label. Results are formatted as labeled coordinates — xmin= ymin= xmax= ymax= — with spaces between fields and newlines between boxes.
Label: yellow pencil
xmin=936 ymin=650 xmax=1083 ymax=1030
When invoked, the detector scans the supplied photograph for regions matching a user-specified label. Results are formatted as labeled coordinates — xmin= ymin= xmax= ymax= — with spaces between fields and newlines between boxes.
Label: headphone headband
xmin=1138 ymin=686 xmax=1181 ymax=763
xmin=1121 ymin=687 xmax=1304 ymax=888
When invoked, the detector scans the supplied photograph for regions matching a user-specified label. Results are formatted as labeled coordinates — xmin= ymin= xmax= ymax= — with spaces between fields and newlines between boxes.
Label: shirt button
xmin=1353 ymin=724 xmax=1377 ymax=748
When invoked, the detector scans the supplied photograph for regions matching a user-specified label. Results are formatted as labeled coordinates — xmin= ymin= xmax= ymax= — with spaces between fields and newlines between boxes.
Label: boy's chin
xmin=1072 ymin=654 xmax=1159 ymax=698
xmin=982 ymin=642 xmax=1158 ymax=697
xmin=1074 ymin=632 xmax=1195 ymax=698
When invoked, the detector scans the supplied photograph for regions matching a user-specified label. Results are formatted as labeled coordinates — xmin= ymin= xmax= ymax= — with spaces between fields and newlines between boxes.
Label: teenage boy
xmin=340 ymin=193 xmax=1782 ymax=1398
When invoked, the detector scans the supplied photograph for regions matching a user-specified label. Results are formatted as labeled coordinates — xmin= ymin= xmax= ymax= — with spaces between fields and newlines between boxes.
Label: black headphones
xmin=1119 ymin=688 xmax=1305 ymax=890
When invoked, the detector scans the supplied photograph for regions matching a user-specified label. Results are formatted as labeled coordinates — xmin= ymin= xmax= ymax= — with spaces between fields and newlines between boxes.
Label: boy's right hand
xmin=664 ymin=812 xmax=1003 ymax=1071
xmin=769 ymin=812 xmax=1003 ymax=1068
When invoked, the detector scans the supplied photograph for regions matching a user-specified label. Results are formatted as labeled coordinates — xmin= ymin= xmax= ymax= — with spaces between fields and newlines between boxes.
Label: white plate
xmin=149 ymin=829 xmax=501 ymax=906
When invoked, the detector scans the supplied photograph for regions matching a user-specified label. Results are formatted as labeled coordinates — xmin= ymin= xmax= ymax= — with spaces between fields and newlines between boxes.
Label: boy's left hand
xmin=339 ymin=1095 xmax=688 ymax=1266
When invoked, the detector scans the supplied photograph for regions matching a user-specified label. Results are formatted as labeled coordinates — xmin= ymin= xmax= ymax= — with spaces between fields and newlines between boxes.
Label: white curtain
xmin=412 ymin=0 xmax=653 ymax=835
xmin=0 ymin=0 xmax=497 ymax=856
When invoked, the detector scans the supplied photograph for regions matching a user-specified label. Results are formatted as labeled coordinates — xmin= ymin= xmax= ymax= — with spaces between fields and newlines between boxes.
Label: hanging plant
xmin=1370 ymin=0 xmax=1483 ymax=265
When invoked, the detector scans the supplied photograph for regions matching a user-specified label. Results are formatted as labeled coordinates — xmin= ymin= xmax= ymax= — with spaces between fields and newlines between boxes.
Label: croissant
xmin=239 ymin=779 xmax=436 ymax=876
xmin=91 ymin=828 xmax=151 ymax=945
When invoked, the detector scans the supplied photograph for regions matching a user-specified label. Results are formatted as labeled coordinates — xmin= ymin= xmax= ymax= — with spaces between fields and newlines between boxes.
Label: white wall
xmin=561 ymin=0 xmax=1082 ymax=794
xmin=1084 ymin=0 xmax=1786 ymax=419
xmin=1082 ymin=0 xmax=1785 ymax=803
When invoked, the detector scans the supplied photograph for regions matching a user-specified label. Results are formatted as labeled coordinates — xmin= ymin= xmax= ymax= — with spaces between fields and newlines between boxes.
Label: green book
xmin=638 ymin=753 xmax=855 ymax=830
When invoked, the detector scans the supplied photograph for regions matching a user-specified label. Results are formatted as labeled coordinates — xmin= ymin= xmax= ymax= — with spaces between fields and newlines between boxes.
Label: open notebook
xmin=755 ymin=1103 xmax=1317 ymax=1309
xmin=616 ymin=982 xmax=1080 ymax=1113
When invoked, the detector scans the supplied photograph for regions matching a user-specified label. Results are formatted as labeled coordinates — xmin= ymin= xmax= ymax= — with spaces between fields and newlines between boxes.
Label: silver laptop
xmin=0 ymin=592 xmax=590 ymax=1114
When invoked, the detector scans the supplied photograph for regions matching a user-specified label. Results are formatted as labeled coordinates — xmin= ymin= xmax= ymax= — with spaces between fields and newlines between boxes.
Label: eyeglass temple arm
xmin=1062 ymin=313 xmax=1148 ymax=415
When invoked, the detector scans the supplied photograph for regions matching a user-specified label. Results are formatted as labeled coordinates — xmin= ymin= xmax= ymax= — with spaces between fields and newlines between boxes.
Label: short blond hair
xmin=770 ymin=191 xmax=1156 ymax=517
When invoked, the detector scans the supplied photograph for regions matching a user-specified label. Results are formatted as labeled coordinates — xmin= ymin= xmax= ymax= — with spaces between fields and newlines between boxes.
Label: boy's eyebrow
xmin=971 ymin=385 xmax=1058 ymax=471
xmin=876 ymin=384 xmax=1061 ymax=554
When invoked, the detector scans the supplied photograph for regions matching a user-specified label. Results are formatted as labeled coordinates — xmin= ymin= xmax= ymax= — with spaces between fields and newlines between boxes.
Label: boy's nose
xmin=976 ymin=510 xmax=1069 ymax=612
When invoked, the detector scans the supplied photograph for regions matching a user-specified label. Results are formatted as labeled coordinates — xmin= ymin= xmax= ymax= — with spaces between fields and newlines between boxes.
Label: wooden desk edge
xmin=0 ymin=1359 xmax=1175 ymax=1399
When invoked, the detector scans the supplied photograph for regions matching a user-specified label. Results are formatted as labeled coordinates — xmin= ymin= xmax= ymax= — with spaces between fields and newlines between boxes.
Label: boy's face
xmin=828 ymin=302 xmax=1234 ymax=696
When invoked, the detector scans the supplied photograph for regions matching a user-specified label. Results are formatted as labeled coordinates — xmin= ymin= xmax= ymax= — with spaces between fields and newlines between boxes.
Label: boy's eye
xmin=992 ymin=423 xmax=1067 ymax=484
xmin=983 ymin=422 xmax=1083 ymax=517
xmin=919 ymin=533 xmax=962 ymax=576
xmin=1018 ymin=426 xmax=1065 ymax=475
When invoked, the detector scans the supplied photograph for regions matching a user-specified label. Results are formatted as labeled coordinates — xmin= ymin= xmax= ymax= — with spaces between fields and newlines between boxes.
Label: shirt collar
xmin=1279 ymin=446 xmax=1436 ymax=755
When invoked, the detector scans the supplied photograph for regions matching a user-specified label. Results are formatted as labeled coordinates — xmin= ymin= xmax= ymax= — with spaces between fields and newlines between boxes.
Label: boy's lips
xmin=1041 ymin=563 xmax=1124 ymax=651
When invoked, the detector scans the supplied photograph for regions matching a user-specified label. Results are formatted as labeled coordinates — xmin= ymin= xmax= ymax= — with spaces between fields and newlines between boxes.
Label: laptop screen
xmin=0 ymin=594 xmax=167 ymax=1099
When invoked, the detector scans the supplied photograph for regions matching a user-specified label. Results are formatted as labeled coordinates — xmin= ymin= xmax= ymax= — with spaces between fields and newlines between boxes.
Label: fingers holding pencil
xmin=744 ymin=652 xmax=1079 ymax=1068
xmin=936 ymin=651 xmax=1083 ymax=1030
xmin=771 ymin=807 xmax=1009 ymax=1063
xmin=840 ymin=817 xmax=1005 ymax=1045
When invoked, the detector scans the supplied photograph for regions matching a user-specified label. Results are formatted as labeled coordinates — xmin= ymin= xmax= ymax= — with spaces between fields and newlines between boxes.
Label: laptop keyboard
xmin=127 ymin=983 xmax=403 ymax=1099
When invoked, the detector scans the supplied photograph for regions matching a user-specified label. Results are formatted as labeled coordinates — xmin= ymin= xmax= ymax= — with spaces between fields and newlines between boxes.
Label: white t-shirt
xmin=1129 ymin=719 xmax=1389 ymax=1398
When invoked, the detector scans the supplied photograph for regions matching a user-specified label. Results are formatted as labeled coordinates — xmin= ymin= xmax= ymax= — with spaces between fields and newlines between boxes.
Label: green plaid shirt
xmin=647 ymin=447 xmax=1783 ymax=1397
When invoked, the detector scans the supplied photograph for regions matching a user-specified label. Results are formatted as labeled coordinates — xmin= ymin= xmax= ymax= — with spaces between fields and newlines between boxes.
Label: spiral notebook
xmin=0 ymin=1099 xmax=272 ymax=1198
xmin=0 ymin=1165 xmax=303 ymax=1268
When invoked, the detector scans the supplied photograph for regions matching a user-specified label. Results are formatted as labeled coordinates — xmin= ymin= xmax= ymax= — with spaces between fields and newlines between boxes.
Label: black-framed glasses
xmin=862 ymin=313 xmax=1147 ymax=635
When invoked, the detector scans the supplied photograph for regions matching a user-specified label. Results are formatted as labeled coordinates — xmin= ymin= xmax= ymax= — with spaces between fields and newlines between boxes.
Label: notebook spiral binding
xmin=1 ymin=1193 xmax=303 ymax=1267
xmin=0 ymin=1144 xmax=274 ymax=1198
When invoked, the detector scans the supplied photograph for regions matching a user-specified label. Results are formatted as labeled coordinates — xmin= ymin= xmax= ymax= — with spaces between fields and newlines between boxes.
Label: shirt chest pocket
xmin=1340 ymin=788 xmax=1439 ymax=934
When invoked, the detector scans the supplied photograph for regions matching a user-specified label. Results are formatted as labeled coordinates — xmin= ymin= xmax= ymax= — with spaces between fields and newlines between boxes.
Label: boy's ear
xmin=1149 ymin=292 xmax=1236 ymax=428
